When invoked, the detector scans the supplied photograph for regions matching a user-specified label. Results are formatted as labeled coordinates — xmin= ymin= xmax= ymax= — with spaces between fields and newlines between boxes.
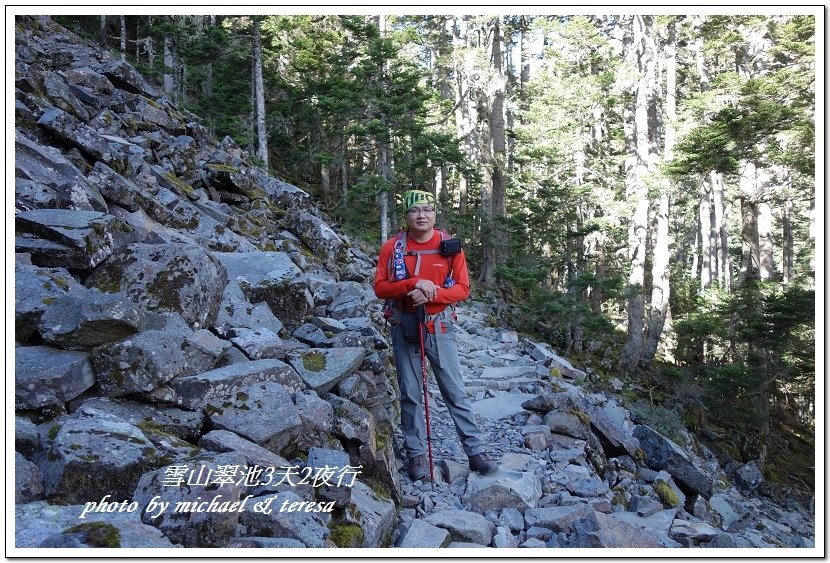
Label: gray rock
xmin=306 ymin=447 xmax=352 ymax=506
xmin=77 ymin=397 xmax=204 ymax=441
xmin=205 ymin=381 xmax=303 ymax=457
xmin=199 ymin=429 xmax=289 ymax=470
xmin=669 ymin=519 xmax=721 ymax=543
xmin=544 ymin=411 xmax=591 ymax=440
xmin=16 ymin=417 xmax=41 ymax=457
xmin=287 ymin=347 xmax=365 ymax=394
xmin=499 ymin=452 xmax=538 ymax=472
xmin=99 ymin=59 xmax=160 ymax=97
xmin=351 ymin=479 xmax=396 ymax=547
xmin=14 ymin=256 xmax=84 ymax=343
xmin=16 ymin=209 xmax=133 ymax=269
xmin=213 ymin=281 xmax=284 ymax=338
xmin=326 ymin=281 xmax=375 ymax=320
xmin=15 ymin=177 xmax=61 ymax=211
xmin=16 ymin=451 xmax=44 ymax=503
xmin=37 ymin=106 xmax=126 ymax=168
xmin=611 ymin=508 xmax=678 ymax=534
xmin=293 ymin=211 xmax=344 ymax=271
xmin=308 ymin=316 xmax=347 ymax=334
xmin=492 ymin=525 xmax=517 ymax=548
xmin=423 ymin=509 xmax=495 ymax=545
xmin=630 ymin=495 xmax=664 ymax=517
xmin=86 ymin=161 xmax=156 ymax=212
xmin=440 ymin=458 xmax=472 ymax=483
xmin=446 ymin=542 xmax=488 ymax=548
xmin=525 ymin=526 xmax=553 ymax=541
xmin=15 ymin=346 xmax=95 ymax=409
xmin=472 ymin=392 xmax=538 ymax=421
xmin=39 ymin=519 xmax=177 ymax=548
xmin=150 ymin=358 xmax=303 ymax=409
xmin=700 ymin=533 xmax=740 ymax=548
xmin=570 ymin=510 xmax=662 ymax=548
xmin=133 ymin=452 xmax=247 ymax=547
xmin=86 ymin=242 xmax=227 ymax=328
xmin=462 ymin=468 xmax=542 ymax=513
xmin=237 ymin=491 xmax=329 ymax=548
xmin=39 ymin=70 xmax=90 ymax=121
xmin=497 ymin=507 xmax=525 ymax=533
xmin=398 ymin=518 xmax=450 ymax=547
xmin=525 ymin=504 xmax=594 ymax=533
xmin=40 ymin=407 xmax=159 ymax=504
xmin=709 ymin=493 xmax=741 ymax=530
xmin=15 ymin=501 xmax=174 ymax=548
xmin=293 ymin=390 xmax=335 ymax=451
xmin=229 ymin=327 xmax=284 ymax=360
xmin=213 ymin=251 xmax=312 ymax=324
xmin=90 ymin=313 xmax=219 ymax=396
xmin=229 ymin=537 xmax=306 ymax=548
xmin=15 ymin=131 xmax=97 ymax=204
xmin=38 ymin=288 xmax=151 ymax=349
xmin=479 ymin=365 xmax=538 ymax=380
xmin=293 ymin=323 xmax=330 ymax=347
xmin=633 ymin=424 xmax=714 ymax=498
xmin=566 ymin=473 xmax=610 ymax=498
xmin=735 ymin=460 xmax=764 ymax=491
xmin=521 ymin=538 xmax=547 ymax=548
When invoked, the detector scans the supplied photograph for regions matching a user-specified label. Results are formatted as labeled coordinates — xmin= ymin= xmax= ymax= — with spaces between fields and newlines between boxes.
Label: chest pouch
xmin=440 ymin=238 xmax=462 ymax=256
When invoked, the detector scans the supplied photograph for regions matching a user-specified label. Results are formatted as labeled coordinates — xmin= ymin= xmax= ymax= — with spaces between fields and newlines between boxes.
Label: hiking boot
xmin=408 ymin=454 xmax=429 ymax=481
xmin=468 ymin=452 xmax=498 ymax=475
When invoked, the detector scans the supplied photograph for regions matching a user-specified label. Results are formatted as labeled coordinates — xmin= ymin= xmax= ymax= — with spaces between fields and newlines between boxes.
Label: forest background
xmin=48 ymin=10 xmax=819 ymax=498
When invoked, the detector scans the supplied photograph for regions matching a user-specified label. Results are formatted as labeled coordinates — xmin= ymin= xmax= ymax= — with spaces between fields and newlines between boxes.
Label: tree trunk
xmin=739 ymin=161 xmax=761 ymax=283
xmin=711 ymin=171 xmax=731 ymax=290
xmin=100 ymin=15 xmax=106 ymax=48
xmin=452 ymin=16 xmax=477 ymax=215
xmin=782 ymin=196 xmax=794 ymax=284
xmin=644 ymin=17 xmax=676 ymax=363
xmin=619 ymin=15 xmax=655 ymax=373
xmin=699 ymin=179 xmax=713 ymax=290
xmin=163 ymin=33 xmax=174 ymax=95
xmin=481 ymin=17 xmax=506 ymax=284
xmin=202 ymin=16 xmax=214 ymax=98
xmin=478 ymin=90 xmax=495 ymax=283
xmin=120 ymin=15 xmax=126 ymax=60
xmin=758 ymin=200 xmax=775 ymax=280
xmin=252 ymin=18 xmax=268 ymax=169
xmin=377 ymin=15 xmax=392 ymax=244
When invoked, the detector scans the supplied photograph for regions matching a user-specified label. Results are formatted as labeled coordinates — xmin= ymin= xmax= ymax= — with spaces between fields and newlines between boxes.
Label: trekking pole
xmin=417 ymin=304 xmax=436 ymax=487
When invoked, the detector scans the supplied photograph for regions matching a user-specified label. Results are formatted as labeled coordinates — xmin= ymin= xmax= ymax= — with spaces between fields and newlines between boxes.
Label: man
xmin=374 ymin=189 xmax=498 ymax=481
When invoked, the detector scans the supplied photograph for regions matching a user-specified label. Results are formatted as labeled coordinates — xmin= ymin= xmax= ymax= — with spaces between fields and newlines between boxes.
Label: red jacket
xmin=373 ymin=230 xmax=470 ymax=315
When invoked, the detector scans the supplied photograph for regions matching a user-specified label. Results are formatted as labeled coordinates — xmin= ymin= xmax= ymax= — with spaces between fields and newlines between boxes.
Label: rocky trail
xmin=12 ymin=16 xmax=814 ymax=551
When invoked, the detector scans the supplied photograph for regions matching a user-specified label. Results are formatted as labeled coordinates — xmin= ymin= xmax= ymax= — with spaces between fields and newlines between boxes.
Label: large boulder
xmin=14 ymin=131 xmax=104 ymax=211
xmin=132 ymin=452 xmax=247 ymax=548
xmin=39 ymin=407 xmax=161 ymax=505
xmin=16 ymin=452 xmax=44 ymax=504
xmin=150 ymin=358 xmax=303 ymax=409
xmin=633 ymin=425 xmax=714 ymax=498
xmin=15 ymin=346 xmax=95 ymax=409
xmin=292 ymin=211 xmax=345 ymax=271
xmin=15 ymin=209 xmax=134 ymax=269
xmin=90 ymin=313 xmax=224 ymax=396
xmin=213 ymin=251 xmax=312 ymax=324
xmin=99 ymin=59 xmax=160 ymax=97
xmin=38 ymin=288 xmax=152 ymax=350
xmin=423 ymin=510 xmax=495 ymax=545
xmin=15 ymin=263 xmax=83 ymax=343
xmin=462 ymin=469 xmax=543 ymax=514
xmin=86 ymin=242 xmax=227 ymax=328
xmin=204 ymin=381 xmax=303 ymax=458
xmin=15 ymin=501 xmax=174 ymax=548
xmin=37 ymin=106 xmax=127 ymax=169
xmin=237 ymin=490 xmax=329 ymax=548
xmin=350 ymin=480 xmax=396 ymax=548
xmin=77 ymin=397 xmax=204 ymax=442
xmin=213 ymin=281 xmax=284 ymax=339
xmin=286 ymin=347 xmax=365 ymax=394
xmin=569 ymin=511 xmax=662 ymax=548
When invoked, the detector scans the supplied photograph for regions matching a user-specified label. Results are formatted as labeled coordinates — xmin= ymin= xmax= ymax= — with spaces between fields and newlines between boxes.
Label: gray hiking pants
xmin=392 ymin=322 xmax=486 ymax=460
